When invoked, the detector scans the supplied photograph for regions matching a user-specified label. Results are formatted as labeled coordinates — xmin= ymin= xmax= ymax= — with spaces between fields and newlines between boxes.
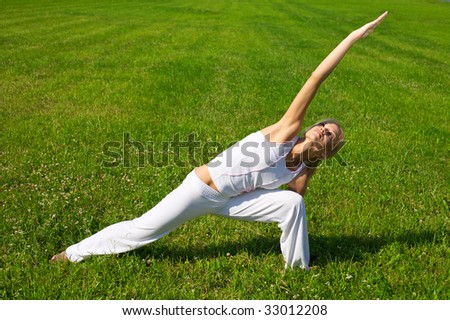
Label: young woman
xmin=52 ymin=12 xmax=388 ymax=269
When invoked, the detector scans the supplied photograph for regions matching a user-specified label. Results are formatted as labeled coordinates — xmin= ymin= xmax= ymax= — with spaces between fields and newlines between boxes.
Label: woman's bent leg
xmin=66 ymin=171 xmax=227 ymax=262
xmin=215 ymin=189 xmax=309 ymax=269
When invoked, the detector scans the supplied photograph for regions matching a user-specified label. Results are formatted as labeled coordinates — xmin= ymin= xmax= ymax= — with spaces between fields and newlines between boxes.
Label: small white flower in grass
xmin=345 ymin=274 xmax=353 ymax=280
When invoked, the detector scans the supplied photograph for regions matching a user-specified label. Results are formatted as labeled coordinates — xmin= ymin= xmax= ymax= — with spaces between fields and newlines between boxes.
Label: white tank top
xmin=208 ymin=131 xmax=305 ymax=197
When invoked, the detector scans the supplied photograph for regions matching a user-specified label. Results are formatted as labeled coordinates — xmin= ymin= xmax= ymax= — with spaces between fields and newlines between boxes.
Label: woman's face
xmin=305 ymin=122 xmax=342 ymax=158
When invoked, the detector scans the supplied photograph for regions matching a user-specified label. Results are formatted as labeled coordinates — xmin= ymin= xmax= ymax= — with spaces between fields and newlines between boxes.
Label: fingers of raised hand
xmin=361 ymin=11 xmax=388 ymax=38
xmin=373 ymin=11 xmax=388 ymax=25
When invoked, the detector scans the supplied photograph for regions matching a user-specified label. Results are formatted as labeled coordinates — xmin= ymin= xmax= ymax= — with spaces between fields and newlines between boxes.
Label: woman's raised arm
xmin=276 ymin=12 xmax=388 ymax=138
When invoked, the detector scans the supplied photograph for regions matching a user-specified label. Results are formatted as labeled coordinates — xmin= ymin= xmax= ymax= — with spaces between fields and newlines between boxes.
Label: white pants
xmin=66 ymin=170 xmax=310 ymax=269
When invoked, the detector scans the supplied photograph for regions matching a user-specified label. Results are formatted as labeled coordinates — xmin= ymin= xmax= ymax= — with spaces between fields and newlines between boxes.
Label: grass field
xmin=1 ymin=0 xmax=449 ymax=300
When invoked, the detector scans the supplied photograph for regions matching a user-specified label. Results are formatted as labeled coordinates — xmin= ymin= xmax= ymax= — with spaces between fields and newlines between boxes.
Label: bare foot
xmin=51 ymin=251 xmax=69 ymax=262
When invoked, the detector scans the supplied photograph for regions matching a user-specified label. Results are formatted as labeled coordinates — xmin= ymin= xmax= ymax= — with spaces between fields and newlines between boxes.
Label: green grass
xmin=1 ymin=0 xmax=449 ymax=300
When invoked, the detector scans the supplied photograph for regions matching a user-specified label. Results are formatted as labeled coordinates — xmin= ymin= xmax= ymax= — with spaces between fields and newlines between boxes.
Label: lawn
xmin=1 ymin=0 xmax=449 ymax=299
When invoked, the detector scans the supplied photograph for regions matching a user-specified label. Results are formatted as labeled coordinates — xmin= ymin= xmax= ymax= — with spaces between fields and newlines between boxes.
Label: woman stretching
xmin=52 ymin=12 xmax=387 ymax=269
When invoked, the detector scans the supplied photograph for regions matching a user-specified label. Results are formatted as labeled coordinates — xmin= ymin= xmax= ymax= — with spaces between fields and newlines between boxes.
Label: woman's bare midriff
xmin=195 ymin=165 xmax=220 ymax=192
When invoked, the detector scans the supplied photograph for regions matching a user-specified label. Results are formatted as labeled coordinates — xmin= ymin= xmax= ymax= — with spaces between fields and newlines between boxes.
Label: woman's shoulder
xmin=260 ymin=122 xmax=300 ymax=144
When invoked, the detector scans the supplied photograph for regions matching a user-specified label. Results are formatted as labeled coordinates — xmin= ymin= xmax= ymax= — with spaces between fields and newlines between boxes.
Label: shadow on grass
xmin=133 ymin=235 xmax=281 ymax=263
xmin=131 ymin=229 xmax=440 ymax=267
xmin=309 ymin=229 xmax=440 ymax=266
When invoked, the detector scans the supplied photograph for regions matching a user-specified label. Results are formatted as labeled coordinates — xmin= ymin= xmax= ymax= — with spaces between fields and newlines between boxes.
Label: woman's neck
xmin=289 ymin=137 xmax=322 ymax=166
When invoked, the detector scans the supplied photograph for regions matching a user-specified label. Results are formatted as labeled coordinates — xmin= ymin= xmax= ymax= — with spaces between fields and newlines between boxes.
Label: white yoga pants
xmin=66 ymin=170 xmax=310 ymax=269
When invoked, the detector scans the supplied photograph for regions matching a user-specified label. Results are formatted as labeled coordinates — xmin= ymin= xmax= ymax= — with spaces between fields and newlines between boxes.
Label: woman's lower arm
xmin=311 ymin=33 xmax=359 ymax=84
xmin=311 ymin=11 xmax=388 ymax=83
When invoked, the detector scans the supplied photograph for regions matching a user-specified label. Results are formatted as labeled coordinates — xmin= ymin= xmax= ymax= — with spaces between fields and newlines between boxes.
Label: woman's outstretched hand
xmin=351 ymin=11 xmax=388 ymax=40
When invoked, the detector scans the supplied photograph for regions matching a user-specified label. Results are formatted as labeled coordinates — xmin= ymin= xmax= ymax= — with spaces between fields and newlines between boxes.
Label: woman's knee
xmin=276 ymin=191 xmax=306 ymax=229
xmin=280 ymin=191 xmax=304 ymax=209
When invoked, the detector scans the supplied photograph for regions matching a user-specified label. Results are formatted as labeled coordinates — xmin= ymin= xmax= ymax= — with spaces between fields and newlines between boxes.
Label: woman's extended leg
xmin=214 ymin=189 xmax=310 ymax=269
xmin=64 ymin=171 xmax=228 ymax=262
